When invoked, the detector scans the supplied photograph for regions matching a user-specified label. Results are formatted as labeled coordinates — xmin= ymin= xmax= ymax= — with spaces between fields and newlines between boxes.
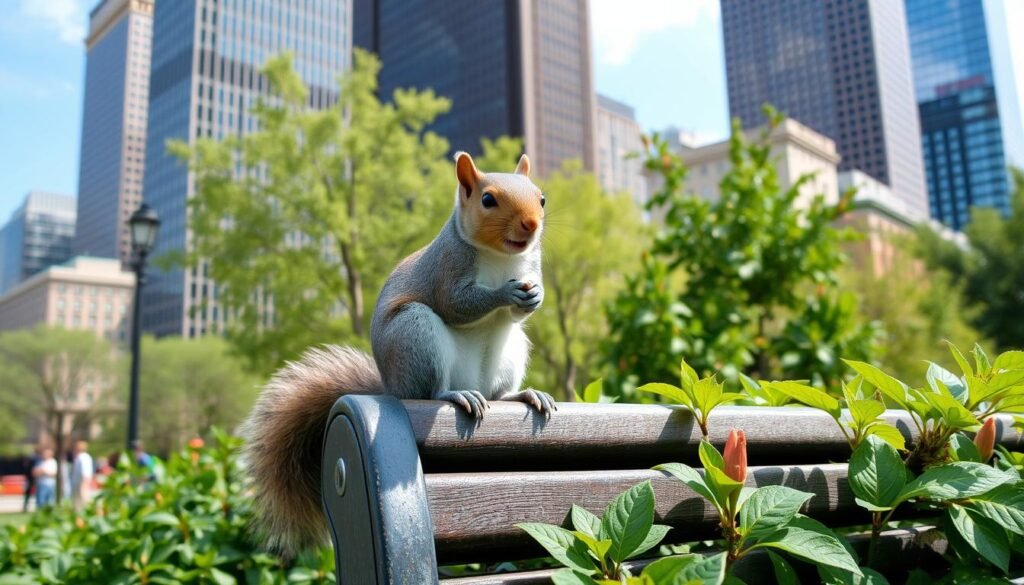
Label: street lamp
xmin=126 ymin=203 xmax=160 ymax=450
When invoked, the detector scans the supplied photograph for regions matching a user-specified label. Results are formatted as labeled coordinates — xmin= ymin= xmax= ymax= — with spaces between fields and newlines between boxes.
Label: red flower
xmin=188 ymin=437 xmax=205 ymax=450
xmin=975 ymin=418 xmax=996 ymax=462
xmin=724 ymin=429 xmax=747 ymax=483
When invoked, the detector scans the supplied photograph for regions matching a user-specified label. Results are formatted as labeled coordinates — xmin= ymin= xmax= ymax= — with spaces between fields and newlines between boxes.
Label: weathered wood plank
xmin=404 ymin=400 xmax=1023 ymax=472
xmin=427 ymin=463 xmax=860 ymax=564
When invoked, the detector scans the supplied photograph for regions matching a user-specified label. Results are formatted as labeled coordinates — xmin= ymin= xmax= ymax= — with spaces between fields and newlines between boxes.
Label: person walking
xmin=21 ymin=447 xmax=40 ymax=513
xmin=32 ymin=448 xmax=58 ymax=508
xmin=70 ymin=441 xmax=94 ymax=512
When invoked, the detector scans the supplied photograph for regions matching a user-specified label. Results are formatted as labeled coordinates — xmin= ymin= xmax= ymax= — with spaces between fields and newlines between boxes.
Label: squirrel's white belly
xmin=448 ymin=322 xmax=528 ymax=396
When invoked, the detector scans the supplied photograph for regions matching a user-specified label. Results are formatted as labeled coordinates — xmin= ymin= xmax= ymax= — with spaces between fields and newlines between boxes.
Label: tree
xmin=916 ymin=168 xmax=1024 ymax=351
xmin=101 ymin=337 xmax=261 ymax=456
xmin=604 ymin=109 xmax=874 ymax=393
xmin=0 ymin=326 xmax=120 ymax=502
xmin=170 ymin=49 xmax=453 ymax=374
xmin=525 ymin=160 xmax=647 ymax=398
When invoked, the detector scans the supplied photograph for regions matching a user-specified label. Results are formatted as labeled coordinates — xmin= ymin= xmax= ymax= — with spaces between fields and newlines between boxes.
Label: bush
xmin=0 ymin=431 xmax=334 ymax=584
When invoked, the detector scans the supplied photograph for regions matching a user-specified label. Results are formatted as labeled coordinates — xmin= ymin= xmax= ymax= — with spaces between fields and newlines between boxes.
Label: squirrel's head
xmin=454 ymin=151 xmax=544 ymax=256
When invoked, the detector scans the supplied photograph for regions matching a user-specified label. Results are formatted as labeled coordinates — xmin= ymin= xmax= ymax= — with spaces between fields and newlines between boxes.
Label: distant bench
xmin=320 ymin=395 xmax=1023 ymax=584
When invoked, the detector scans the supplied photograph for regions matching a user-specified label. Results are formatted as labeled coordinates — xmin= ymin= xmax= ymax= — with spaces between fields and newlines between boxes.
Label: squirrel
xmin=240 ymin=151 xmax=557 ymax=555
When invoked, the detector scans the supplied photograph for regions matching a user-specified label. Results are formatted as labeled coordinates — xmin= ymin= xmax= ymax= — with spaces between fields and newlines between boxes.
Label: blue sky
xmin=0 ymin=0 xmax=731 ymax=224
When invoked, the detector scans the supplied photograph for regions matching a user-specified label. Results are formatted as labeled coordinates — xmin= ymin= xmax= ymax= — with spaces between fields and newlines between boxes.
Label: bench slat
xmin=404 ymin=401 xmax=1023 ymax=472
xmin=427 ymin=463 xmax=858 ymax=564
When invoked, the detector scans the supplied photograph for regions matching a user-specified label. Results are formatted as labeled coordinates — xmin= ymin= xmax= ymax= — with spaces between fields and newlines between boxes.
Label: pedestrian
xmin=132 ymin=440 xmax=156 ymax=481
xmin=22 ymin=447 xmax=40 ymax=513
xmin=32 ymin=448 xmax=58 ymax=508
xmin=70 ymin=441 xmax=94 ymax=512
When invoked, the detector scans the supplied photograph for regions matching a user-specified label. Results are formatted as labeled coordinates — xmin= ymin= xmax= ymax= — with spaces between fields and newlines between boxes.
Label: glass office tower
xmin=721 ymin=0 xmax=929 ymax=221
xmin=354 ymin=0 xmax=596 ymax=177
xmin=75 ymin=0 xmax=154 ymax=266
xmin=142 ymin=0 xmax=351 ymax=337
xmin=0 ymin=192 xmax=77 ymax=295
xmin=906 ymin=0 xmax=1018 ymax=230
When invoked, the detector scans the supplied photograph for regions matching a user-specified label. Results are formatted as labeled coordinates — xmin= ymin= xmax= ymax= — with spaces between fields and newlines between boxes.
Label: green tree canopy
xmin=170 ymin=49 xmax=453 ymax=374
xmin=102 ymin=337 xmax=261 ymax=456
xmin=604 ymin=110 xmax=874 ymax=393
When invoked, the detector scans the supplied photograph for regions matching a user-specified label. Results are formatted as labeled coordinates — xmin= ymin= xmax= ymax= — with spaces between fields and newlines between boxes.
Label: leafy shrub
xmin=0 ymin=430 xmax=334 ymax=584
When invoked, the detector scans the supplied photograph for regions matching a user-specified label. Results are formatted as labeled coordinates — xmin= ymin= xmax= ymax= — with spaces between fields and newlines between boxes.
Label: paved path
xmin=0 ymin=494 xmax=32 ymax=514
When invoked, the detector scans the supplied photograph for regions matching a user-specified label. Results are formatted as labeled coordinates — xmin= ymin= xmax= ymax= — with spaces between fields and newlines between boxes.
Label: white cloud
xmin=591 ymin=0 xmax=720 ymax=66
xmin=20 ymin=0 xmax=88 ymax=45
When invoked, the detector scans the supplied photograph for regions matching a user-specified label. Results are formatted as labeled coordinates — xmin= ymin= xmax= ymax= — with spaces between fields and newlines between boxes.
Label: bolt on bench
xmin=320 ymin=395 xmax=1023 ymax=584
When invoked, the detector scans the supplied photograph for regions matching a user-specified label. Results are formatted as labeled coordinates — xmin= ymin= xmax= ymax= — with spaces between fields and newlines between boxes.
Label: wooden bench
xmin=320 ymin=395 xmax=1023 ymax=584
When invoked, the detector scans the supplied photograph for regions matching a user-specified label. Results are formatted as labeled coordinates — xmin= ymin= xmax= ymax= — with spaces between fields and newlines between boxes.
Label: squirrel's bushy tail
xmin=240 ymin=345 xmax=382 ymax=556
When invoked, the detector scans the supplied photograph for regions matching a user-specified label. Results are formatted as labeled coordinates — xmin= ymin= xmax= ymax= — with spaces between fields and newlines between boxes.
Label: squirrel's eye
xmin=540 ymin=195 xmax=546 ymax=208
xmin=481 ymin=193 xmax=498 ymax=208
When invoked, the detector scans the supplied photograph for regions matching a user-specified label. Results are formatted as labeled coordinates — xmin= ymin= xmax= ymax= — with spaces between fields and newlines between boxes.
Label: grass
xmin=0 ymin=512 xmax=31 ymax=527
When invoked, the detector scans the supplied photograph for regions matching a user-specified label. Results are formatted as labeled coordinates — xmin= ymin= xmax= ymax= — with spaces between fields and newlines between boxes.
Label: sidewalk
xmin=0 ymin=494 xmax=31 ymax=514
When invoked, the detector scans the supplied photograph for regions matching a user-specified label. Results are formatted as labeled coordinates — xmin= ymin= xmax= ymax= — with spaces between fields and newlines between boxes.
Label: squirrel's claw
xmin=437 ymin=389 xmax=489 ymax=419
xmin=506 ymin=388 xmax=557 ymax=416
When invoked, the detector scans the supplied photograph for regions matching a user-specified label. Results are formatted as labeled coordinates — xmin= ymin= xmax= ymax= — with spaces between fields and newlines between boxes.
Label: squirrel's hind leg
xmin=375 ymin=302 xmax=489 ymax=418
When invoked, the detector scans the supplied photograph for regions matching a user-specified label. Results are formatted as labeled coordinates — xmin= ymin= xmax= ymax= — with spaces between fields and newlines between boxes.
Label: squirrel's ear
xmin=514 ymin=154 xmax=531 ymax=177
xmin=455 ymin=151 xmax=480 ymax=198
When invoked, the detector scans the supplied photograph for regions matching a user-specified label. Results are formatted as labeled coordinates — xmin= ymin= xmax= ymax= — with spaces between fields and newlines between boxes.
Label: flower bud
xmin=188 ymin=437 xmax=205 ymax=449
xmin=724 ymin=429 xmax=747 ymax=483
xmin=975 ymin=418 xmax=996 ymax=462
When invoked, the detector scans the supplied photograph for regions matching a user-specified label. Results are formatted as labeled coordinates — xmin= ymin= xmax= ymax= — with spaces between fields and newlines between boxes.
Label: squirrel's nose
xmin=521 ymin=217 xmax=538 ymax=233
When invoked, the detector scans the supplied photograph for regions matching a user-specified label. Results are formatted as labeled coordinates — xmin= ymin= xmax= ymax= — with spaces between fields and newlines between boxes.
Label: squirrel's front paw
xmin=503 ymin=388 xmax=557 ymax=415
xmin=504 ymin=280 xmax=543 ymax=313
xmin=435 ymin=389 xmax=489 ymax=419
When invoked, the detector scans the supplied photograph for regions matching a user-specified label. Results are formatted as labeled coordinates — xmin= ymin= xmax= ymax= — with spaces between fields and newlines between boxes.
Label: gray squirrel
xmin=240 ymin=151 xmax=556 ymax=554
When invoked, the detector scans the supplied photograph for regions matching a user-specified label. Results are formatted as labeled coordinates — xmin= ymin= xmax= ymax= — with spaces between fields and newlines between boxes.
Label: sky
xmin=0 ymin=0 xmax=732 ymax=225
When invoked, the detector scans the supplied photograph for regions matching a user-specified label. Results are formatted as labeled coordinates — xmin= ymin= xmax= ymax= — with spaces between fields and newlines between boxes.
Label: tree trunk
xmin=563 ymin=358 xmax=577 ymax=401
xmin=54 ymin=411 xmax=65 ymax=505
xmin=339 ymin=242 xmax=365 ymax=337
xmin=755 ymin=313 xmax=768 ymax=379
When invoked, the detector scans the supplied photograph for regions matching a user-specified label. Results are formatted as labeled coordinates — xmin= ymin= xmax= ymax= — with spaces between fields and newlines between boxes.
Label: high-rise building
xmin=721 ymin=0 xmax=929 ymax=221
xmin=74 ymin=0 xmax=154 ymax=265
xmin=905 ymin=0 xmax=1024 ymax=230
xmin=142 ymin=0 xmax=351 ymax=337
xmin=0 ymin=192 xmax=77 ymax=294
xmin=595 ymin=94 xmax=647 ymax=207
xmin=354 ymin=0 xmax=596 ymax=178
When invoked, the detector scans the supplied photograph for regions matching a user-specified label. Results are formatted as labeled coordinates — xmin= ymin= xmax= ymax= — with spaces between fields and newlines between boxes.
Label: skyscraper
xmin=142 ymin=0 xmax=351 ymax=337
xmin=721 ymin=0 xmax=929 ymax=221
xmin=905 ymin=0 xmax=1024 ymax=230
xmin=0 ymin=192 xmax=77 ymax=294
xmin=595 ymin=94 xmax=647 ymax=206
xmin=74 ymin=0 xmax=154 ymax=265
xmin=354 ymin=0 xmax=596 ymax=177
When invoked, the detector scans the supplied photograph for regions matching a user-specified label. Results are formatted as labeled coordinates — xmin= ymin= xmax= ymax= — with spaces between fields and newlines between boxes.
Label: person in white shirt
xmin=32 ymin=448 xmax=57 ymax=508
xmin=70 ymin=441 xmax=94 ymax=512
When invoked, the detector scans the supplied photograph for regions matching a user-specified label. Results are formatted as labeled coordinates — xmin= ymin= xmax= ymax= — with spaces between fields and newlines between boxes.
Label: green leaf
xmin=691 ymin=377 xmax=737 ymax=416
xmin=210 ymin=568 xmax=237 ymax=585
xmin=767 ymin=551 xmax=799 ymax=585
xmin=656 ymin=462 xmax=721 ymax=509
xmin=571 ymin=505 xmax=603 ymax=539
xmin=849 ymin=435 xmax=905 ymax=510
xmin=925 ymin=362 xmax=966 ymax=403
xmin=698 ymin=439 xmax=726 ymax=472
xmin=972 ymin=343 xmax=992 ymax=377
xmin=897 ymin=462 xmax=1014 ymax=503
xmin=947 ymin=341 xmax=974 ymax=378
xmin=818 ymin=565 xmax=891 ymax=585
xmin=551 ymin=569 xmax=598 ymax=585
xmin=581 ymin=378 xmax=604 ymax=403
xmin=516 ymin=523 xmax=597 ymax=574
xmin=641 ymin=555 xmax=697 ymax=584
xmin=680 ymin=358 xmax=699 ymax=391
xmin=993 ymin=350 xmax=1024 ymax=372
xmin=860 ymin=422 xmax=906 ymax=451
xmin=751 ymin=516 xmax=862 ymax=576
xmin=948 ymin=433 xmax=982 ymax=463
xmin=573 ymin=531 xmax=612 ymax=564
xmin=917 ymin=383 xmax=980 ymax=430
xmin=140 ymin=513 xmax=180 ymax=527
xmin=948 ymin=505 xmax=1008 ymax=573
xmin=970 ymin=484 xmax=1024 ymax=536
xmin=601 ymin=480 xmax=657 ymax=562
xmin=841 ymin=360 xmax=909 ymax=408
xmin=847 ymin=399 xmax=885 ymax=428
xmin=637 ymin=383 xmax=693 ymax=408
xmin=767 ymin=381 xmax=841 ymax=419
xmin=628 ymin=524 xmax=671 ymax=559
xmin=673 ymin=552 xmax=727 ymax=585
xmin=738 ymin=486 xmax=813 ymax=542
xmin=699 ymin=440 xmax=743 ymax=504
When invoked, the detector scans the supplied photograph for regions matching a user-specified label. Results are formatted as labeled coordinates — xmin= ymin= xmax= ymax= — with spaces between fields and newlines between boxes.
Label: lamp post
xmin=126 ymin=203 xmax=160 ymax=450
